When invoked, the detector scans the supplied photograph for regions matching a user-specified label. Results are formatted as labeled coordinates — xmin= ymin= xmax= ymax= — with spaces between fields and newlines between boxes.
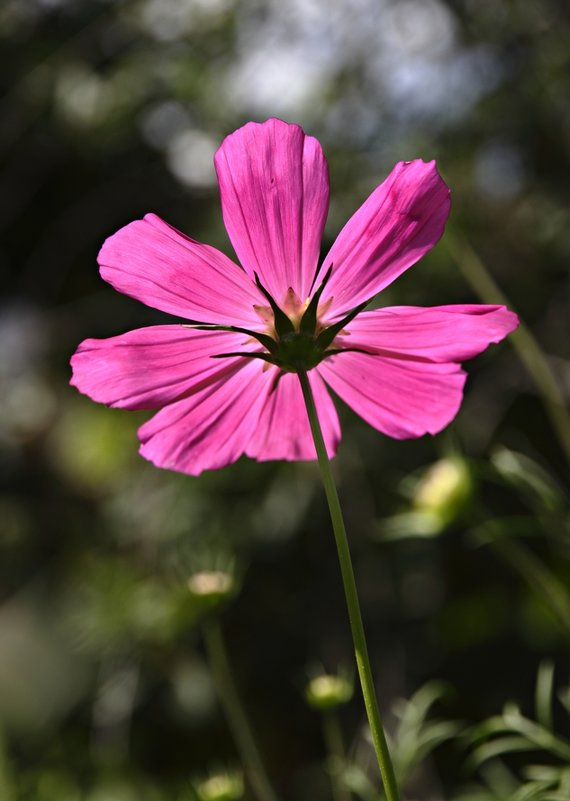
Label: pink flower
xmin=71 ymin=118 xmax=518 ymax=476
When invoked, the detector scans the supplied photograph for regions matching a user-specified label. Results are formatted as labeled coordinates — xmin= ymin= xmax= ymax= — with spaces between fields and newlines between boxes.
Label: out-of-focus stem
xmin=445 ymin=231 xmax=570 ymax=463
xmin=491 ymin=536 xmax=570 ymax=638
xmin=323 ymin=709 xmax=352 ymax=801
xmin=298 ymin=368 xmax=401 ymax=801
xmin=203 ymin=619 xmax=280 ymax=801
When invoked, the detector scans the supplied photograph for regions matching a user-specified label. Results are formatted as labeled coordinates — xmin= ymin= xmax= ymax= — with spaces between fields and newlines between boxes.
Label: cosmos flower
xmin=71 ymin=118 xmax=518 ymax=475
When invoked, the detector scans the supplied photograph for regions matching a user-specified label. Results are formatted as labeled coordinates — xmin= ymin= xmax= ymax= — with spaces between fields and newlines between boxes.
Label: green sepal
xmin=299 ymin=264 xmax=333 ymax=335
xmin=190 ymin=323 xmax=278 ymax=354
xmin=315 ymin=300 xmax=369 ymax=350
xmin=211 ymin=351 xmax=277 ymax=364
xmin=254 ymin=273 xmax=295 ymax=337
xmin=320 ymin=346 xmax=372 ymax=359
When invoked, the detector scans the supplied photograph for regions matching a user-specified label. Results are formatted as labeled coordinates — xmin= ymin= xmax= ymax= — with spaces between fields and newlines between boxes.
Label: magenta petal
xmin=316 ymin=160 xmax=451 ymax=318
xmin=246 ymin=370 xmax=340 ymax=461
xmin=70 ymin=326 xmax=257 ymax=410
xmin=138 ymin=360 xmax=272 ymax=475
xmin=215 ymin=118 xmax=329 ymax=304
xmin=339 ymin=304 xmax=519 ymax=362
xmin=98 ymin=214 xmax=264 ymax=328
xmin=319 ymin=352 xmax=466 ymax=439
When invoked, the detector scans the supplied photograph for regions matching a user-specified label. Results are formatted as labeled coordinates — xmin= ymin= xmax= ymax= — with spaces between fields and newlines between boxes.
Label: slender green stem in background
xmin=490 ymin=536 xmax=570 ymax=639
xmin=323 ymin=709 xmax=352 ymax=801
xmin=202 ymin=619 xmax=281 ymax=801
xmin=445 ymin=231 xmax=570 ymax=464
xmin=298 ymin=368 xmax=401 ymax=801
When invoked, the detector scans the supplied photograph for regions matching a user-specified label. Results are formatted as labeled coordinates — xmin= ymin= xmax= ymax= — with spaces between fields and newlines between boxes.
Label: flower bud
xmin=413 ymin=457 xmax=471 ymax=526
xmin=195 ymin=772 xmax=244 ymax=801
xmin=305 ymin=673 xmax=353 ymax=710
xmin=187 ymin=570 xmax=235 ymax=612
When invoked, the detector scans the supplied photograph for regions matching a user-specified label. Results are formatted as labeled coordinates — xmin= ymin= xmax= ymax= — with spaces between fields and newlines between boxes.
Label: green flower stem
xmin=202 ymin=619 xmax=280 ymax=801
xmin=446 ymin=231 xmax=570 ymax=464
xmin=323 ymin=709 xmax=352 ymax=801
xmin=298 ymin=368 xmax=401 ymax=801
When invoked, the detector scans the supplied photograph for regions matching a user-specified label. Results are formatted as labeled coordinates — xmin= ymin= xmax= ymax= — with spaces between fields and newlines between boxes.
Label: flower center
xmin=206 ymin=268 xmax=369 ymax=373
xmin=250 ymin=270 xmax=341 ymax=372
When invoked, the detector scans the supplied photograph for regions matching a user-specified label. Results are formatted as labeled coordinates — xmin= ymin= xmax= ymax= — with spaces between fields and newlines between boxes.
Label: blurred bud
xmin=305 ymin=673 xmax=353 ymax=710
xmin=187 ymin=570 xmax=235 ymax=611
xmin=195 ymin=772 xmax=244 ymax=801
xmin=413 ymin=457 xmax=471 ymax=526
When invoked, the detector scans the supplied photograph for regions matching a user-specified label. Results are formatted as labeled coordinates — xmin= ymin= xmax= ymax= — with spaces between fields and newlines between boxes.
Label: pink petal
xmin=246 ymin=370 xmax=340 ymax=461
xmin=138 ymin=360 xmax=272 ymax=475
xmin=215 ymin=118 xmax=329 ymax=305
xmin=315 ymin=160 xmax=451 ymax=319
xmin=70 ymin=326 xmax=258 ymax=410
xmin=98 ymin=214 xmax=264 ymax=328
xmin=319 ymin=352 xmax=466 ymax=439
xmin=338 ymin=305 xmax=519 ymax=362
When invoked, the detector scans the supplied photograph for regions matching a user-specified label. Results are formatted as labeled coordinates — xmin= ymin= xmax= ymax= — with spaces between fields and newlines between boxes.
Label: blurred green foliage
xmin=1 ymin=0 xmax=569 ymax=799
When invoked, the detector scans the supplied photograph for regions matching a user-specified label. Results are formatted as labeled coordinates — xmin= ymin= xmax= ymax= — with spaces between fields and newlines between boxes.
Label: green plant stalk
xmin=491 ymin=537 xmax=570 ymax=639
xmin=298 ymin=368 xmax=401 ymax=801
xmin=323 ymin=709 xmax=352 ymax=801
xmin=445 ymin=231 xmax=570 ymax=463
xmin=202 ymin=619 xmax=280 ymax=801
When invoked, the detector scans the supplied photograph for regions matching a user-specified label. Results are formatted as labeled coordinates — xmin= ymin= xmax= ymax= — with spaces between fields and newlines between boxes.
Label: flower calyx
xmin=198 ymin=267 xmax=369 ymax=373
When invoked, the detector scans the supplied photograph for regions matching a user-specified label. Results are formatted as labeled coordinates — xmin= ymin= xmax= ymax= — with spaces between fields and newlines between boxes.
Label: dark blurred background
xmin=1 ymin=1 xmax=569 ymax=800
